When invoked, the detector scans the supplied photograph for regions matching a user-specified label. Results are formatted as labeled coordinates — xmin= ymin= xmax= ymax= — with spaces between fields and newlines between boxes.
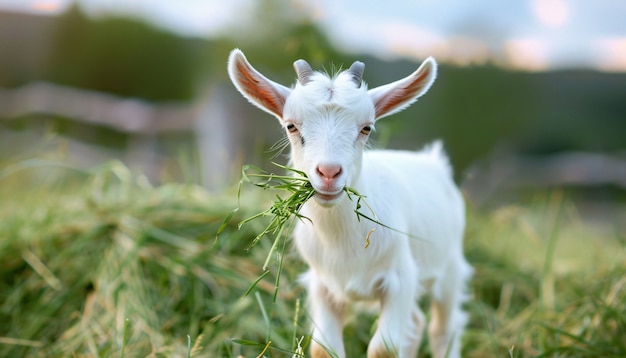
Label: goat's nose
xmin=316 ymin=164 xmax=342 ymax=180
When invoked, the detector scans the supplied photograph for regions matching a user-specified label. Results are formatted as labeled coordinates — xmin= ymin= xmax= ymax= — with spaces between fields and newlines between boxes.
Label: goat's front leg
xmin=307 ymin=272 xmax=346 ymax=358
xmin=368 ymin=274 xmax=423 ymax=358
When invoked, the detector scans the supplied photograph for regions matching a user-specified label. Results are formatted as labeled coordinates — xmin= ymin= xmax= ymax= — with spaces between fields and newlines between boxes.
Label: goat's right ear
xmin=228 ymin=49 xmax=291 ymax=120
xmin=368 ymin=57 xmax=437 ymax=120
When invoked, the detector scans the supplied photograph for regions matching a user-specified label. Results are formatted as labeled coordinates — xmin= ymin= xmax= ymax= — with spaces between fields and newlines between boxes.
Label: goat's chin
xmin=313 ymin=190 xmax=344 ymax=205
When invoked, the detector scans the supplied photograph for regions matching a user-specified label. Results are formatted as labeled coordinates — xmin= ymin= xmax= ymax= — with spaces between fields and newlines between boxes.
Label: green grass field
xmin=1 ymin=158 xmax=624 ymax=357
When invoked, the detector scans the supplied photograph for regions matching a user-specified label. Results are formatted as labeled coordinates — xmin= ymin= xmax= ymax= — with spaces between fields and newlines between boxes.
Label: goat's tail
xmin=423 ymin=140 xmax=453 ymax=177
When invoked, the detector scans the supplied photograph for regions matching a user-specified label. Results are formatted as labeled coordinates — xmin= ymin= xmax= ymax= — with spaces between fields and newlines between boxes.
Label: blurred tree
xmin=45 ymin=5 xmax=206 ymax=102
xmin=517 ymin=71 xmax=626 ymax=154
xmin=221 ymin=0 xmax=349 ymax=78
xmin=0 ymin=11 xmax=55 ymax=86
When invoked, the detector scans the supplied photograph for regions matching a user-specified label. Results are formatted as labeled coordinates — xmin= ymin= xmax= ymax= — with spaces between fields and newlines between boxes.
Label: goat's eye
xmin=360 ymin=125 xmax=372 ymax=135
xmin=286 ymin=123 xmax=298 ymax=133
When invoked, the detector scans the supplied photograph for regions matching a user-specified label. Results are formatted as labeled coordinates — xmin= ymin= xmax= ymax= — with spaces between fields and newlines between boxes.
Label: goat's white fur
xmin=228 ymin=49 xmax=472 ymax=358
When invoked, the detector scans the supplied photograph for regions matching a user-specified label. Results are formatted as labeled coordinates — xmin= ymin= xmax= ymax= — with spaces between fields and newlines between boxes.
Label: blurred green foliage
xmin=45 ymin=6 xmax=204 ymax=101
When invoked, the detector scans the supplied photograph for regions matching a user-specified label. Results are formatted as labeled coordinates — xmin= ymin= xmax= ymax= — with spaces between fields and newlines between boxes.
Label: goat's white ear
xmin=228 ymin=49 xmax=291 ymax=120
xmin=368 ymin=57 xmax=437 ymax=120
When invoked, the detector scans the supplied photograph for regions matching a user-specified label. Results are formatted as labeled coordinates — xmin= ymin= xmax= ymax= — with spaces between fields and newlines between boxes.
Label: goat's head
xmin=228 ymin=49 xmax=437 ymax=205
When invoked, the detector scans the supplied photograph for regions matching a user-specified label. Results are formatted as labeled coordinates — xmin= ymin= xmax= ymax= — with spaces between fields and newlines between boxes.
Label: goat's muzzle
xmin=311 ymin=164 xmax=345 ymax=204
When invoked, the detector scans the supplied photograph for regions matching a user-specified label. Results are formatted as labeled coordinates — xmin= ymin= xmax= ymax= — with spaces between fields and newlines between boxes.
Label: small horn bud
xmin=294 ymin=59 xmax=313 ymax=85
xmin=348 ymin=61 xmax=365 ymax=86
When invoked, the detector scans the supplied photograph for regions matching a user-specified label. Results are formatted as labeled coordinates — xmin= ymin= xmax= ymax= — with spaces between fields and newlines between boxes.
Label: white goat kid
xmin=228 ymin=49 xmax=472 ymax=358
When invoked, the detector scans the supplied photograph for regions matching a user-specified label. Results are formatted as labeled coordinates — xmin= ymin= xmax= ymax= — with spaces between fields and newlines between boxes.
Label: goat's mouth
xmin=314 ymin=189 xmax=344 ymax=203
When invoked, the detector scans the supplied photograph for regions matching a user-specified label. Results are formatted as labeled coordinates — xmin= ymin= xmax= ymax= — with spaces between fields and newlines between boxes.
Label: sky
xmin=1 ymin=0 xmax=625 ymax=72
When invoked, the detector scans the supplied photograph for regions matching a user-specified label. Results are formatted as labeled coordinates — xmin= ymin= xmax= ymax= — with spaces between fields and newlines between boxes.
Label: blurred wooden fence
xmin=0 ymin=81 xmax=196 ymax=133
xmin=0 ymin=81 xmax=241 ymax=190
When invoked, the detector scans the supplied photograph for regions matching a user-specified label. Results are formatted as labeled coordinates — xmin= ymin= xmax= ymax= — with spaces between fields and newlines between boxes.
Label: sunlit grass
xmin=0 ymin=158 xmax=624 ymax=357
xmin=464 ymin=192 xmax=626 ymax=357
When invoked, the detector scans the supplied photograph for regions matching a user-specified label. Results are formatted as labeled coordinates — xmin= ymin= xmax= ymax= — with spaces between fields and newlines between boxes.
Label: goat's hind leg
xmin=428 ymin=255 xmax=472 ymax=358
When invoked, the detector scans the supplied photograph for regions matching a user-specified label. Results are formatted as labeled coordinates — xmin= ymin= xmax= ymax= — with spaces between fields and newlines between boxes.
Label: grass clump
xmin=0 ymin=159 xmax=299 ymax=357
xmin=464 ymin=192 xmax=626 ymax=357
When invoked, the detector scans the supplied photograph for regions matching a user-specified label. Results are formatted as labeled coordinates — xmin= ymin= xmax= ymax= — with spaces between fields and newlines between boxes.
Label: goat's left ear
xmin=368 ymin=57 xmax=437 ymax=120
xmin=228 ymin=49 xmax=292 ymax=120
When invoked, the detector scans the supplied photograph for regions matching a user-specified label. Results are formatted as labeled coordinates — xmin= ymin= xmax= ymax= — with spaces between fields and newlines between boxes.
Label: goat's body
xmin=296 ymin=145 xmax=464 ymax=298
xmin=228 ymin=49 xmax=472 ymax=358
xmin=295 ymin=146 xmax=471 ymax=357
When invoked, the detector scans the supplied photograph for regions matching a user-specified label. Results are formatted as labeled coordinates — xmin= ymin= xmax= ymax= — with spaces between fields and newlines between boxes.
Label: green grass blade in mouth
xmin=230 ymin=164 xmax=315 ymax=250
xmin=228 ymin=163 xmax=423 ymax=251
